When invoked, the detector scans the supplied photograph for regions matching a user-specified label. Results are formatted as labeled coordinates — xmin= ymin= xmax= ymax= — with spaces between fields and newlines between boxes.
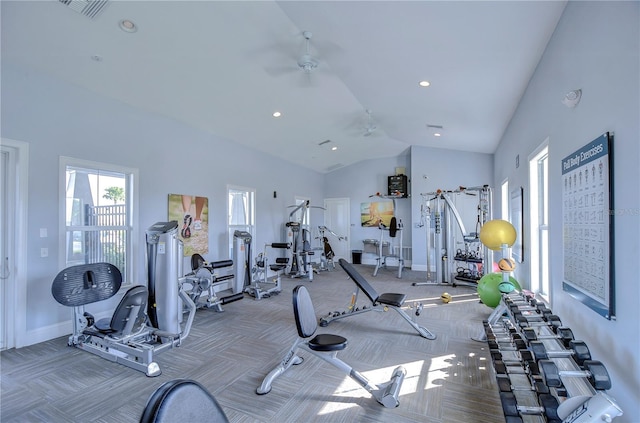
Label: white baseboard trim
xmin=23 ymin=321 xmax=72 ymax=347
xmin=22 ymin=310 xmax=112 ymax=347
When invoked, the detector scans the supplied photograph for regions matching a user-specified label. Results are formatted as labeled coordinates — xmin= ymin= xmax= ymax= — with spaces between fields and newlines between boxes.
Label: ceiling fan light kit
xmin=298 ymin=54 xmax=318 ymax=73
xmin=298 ymin=31 xmax=319 ymax=73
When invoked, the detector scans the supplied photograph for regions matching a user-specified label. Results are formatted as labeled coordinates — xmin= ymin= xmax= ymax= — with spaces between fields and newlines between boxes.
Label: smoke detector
xmin=562 ymin=89 xmax=582 ymax=108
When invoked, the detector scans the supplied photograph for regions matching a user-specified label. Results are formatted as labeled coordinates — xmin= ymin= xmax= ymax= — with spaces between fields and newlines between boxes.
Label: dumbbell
xmin=523 ymin=326 xmax=575 ymax=348
xmin=513 ymin=311 xmax=562 ymax=329
xmin=539 ymin=359 xmax=612 ymax=390
xmin=499 ymin=391 xmax=559 ymax=420
xmin=529 ymin=340 xmax=592 ymax=366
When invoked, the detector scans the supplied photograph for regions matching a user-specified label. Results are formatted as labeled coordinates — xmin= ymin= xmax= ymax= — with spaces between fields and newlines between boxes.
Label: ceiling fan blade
xmin=264 ymin=64 xmax=299 ymax=77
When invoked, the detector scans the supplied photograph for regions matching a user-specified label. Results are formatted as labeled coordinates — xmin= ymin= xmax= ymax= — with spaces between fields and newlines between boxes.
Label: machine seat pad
xmin=308 ymin=334 xmax=347 ymax=352
xmin=377 ymin=293 xmax=406 ymax=308
xmin=270 ymin=265 xmax=286 ymax=271
xmin=94 ymin=318 xmax=115 ymax=333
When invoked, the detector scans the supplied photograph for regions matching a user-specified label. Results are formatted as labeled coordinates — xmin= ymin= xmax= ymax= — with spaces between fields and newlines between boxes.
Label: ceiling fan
xmin=362 ymin=109 xmax=378 ymax=137
xmin=263 ymin=30 xmax=324 ymax=86
xmin=297 ymin=31 xmax=318 ymax=74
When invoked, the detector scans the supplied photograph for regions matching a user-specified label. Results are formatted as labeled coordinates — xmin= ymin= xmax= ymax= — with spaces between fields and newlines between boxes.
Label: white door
xmin=323 ymin=198 xmax=350 ymax=261
xmin=1 ymin=139 xmax=28 ymax=350
xmin=1 ymin=146 xmax=15 ymax=349
xmin=0 ymin=148 xmax=8 ymax=349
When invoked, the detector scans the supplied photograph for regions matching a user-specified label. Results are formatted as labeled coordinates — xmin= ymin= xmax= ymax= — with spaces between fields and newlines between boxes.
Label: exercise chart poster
xmin=561 ymin=132 xmax=614 ymax=319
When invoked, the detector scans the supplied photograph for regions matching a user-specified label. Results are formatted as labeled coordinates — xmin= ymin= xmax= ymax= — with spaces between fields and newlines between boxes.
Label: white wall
xmin=324 ymin=153 xmax=411 ymax=264
xmin=493 ymin=2 xmax=639 ymax=420
xmin=1 ymin=63 xmax=323 ymax=342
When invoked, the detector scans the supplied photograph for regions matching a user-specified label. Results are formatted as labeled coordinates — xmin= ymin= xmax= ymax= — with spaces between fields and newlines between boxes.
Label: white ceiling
xmin=2 ymin=0 xmax=567 ymax=173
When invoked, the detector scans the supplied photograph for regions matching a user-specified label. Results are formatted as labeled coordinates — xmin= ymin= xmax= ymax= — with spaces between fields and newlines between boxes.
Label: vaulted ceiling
xmin=2 ymin=0 xmax=567 ymax=173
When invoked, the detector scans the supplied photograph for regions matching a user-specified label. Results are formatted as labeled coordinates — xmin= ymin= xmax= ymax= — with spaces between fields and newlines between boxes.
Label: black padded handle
xmin=270 ymin=243 xmax=291 ymax=249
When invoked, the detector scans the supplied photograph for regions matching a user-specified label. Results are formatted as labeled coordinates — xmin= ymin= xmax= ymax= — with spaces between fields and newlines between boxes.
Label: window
xmin=228 ymin=186 xmax=255 ymax=257
xmin=529 ymin=143 xmax=549 ymax=298
xmin=501 ymin=179 xmax=509 ymax=220
xmin=60 ymin=157 xmax=138 ymax=284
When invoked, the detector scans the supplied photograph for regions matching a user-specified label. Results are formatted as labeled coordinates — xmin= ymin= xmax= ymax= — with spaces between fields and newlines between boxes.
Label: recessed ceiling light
xmin=272 ymin=111 xmax=282 ymax=118
xmin=119 ymin=19 xmax=137 ymax=33
xmin=434 ymin=133 xmax=441 ymax=137
xmin=331 ymin=146 xmax=338 ymax=151
xmin=419 ymin=80 xmax=431 ymax=87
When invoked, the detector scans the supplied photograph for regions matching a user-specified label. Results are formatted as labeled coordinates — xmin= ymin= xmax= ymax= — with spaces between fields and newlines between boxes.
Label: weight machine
xmin=179 ymin=254 xmax=244 ymax=312
xmin=51 ymin=221 xmax=196 ymax=377
xmin=284 ymin=200 xmax=323 ymax=281
xmin=414 ymin=185 xmax=492 ymax=287
xmin=373 ymin=217 xmax=404 ymax=279
xmin=316 ymin=225 xmax=344 ymax=271
xmin=248 ymin=242 xmax=290 ymax=299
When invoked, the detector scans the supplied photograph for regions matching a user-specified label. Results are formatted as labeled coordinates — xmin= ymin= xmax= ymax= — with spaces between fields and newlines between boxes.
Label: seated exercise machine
xmin=51 ymin=263 xmax=196 ymax=378
xmin=256 ymin=285 xmax=407 ymax=408
xmin=373 ymin=217 xmax=404 ymax=279
xmin=247 ymin=242 xmax=290 ymax=300
xmin=180 ymin=253 xmax=244 ymax=311
xmin=140 ymin=379 xmax=229 ymax=423
xmin=51 ymin=221 xmax=197 ymax=377
xmin=319 ymin=259 xmax=436 ymax=340
xmin=316 ymin=225 xmax=344 ymax=271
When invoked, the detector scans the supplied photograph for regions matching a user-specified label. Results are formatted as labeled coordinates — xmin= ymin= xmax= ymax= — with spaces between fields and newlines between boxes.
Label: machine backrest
xmin=51 ymin=263 xmax=122 ymax=307
xmin=292 ymin=285 xmax=318 ymax=339
xmin=191 ymin=253 xmax=206 ymax=271
xmin=338 ymin=259 xmax=380 ymax=304
xmin=140 ymin=379 xmax=229 ymax=423
xmin=110 ymin=285 xmax=149 ymax=334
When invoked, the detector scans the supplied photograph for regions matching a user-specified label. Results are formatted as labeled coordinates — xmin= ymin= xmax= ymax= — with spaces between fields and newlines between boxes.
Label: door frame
xmin=323 ymin=197 xmax=350 ymax=262
xmin=1 ymin=138 xmax=29 ymax=350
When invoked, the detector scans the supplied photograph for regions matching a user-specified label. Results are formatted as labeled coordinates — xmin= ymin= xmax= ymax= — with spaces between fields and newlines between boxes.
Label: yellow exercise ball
xmin=480 ymin=219 xmax=517 ymax=251
xmin=441 ymin=292 xmax=452 ymax=303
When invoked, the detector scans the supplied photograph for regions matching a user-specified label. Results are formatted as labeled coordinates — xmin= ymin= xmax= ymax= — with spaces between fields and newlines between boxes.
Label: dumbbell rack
xmin=483 ymin=291 xmax=622 ymax=423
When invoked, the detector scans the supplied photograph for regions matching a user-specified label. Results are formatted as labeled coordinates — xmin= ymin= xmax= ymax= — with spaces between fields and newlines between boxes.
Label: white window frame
xmin=501 ymin=178 xmax=509 ymax=220
xmin=227 ymin=185 xmax=256 ymax=258
xmin=59 ymin=157 xmax=138 ymax=285
xmin=528 ymin=141 xmax=550 ymax=300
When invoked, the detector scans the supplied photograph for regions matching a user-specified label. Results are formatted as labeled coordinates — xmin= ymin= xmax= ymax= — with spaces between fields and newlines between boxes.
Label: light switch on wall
xmin=41 ymin=247 xmax=48 ymax=257
xmin=40 ymin=228 xmax=47 ymax=237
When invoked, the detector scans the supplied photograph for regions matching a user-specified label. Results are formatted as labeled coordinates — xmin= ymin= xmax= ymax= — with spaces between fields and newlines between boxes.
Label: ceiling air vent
xmin=58 ymin=0 xmax=109 ymax=19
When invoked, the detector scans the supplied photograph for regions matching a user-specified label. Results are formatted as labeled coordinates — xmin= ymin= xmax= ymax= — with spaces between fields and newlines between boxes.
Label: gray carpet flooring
xmin=1 ymin=264 xmax=505 ymax=422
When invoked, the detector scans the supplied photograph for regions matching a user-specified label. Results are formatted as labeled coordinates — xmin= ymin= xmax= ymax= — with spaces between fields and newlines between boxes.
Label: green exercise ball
xmin=479 ymin=219 xmax=517 ymax=251
xmin=477 ymin=272 xmax=521 ymax=308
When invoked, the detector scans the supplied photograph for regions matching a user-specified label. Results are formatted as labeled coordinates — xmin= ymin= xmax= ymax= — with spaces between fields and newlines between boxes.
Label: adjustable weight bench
xmin=319 ymin=259 xmax=436 ymax=340
xmin=257 ymin=285 xmax=407 ymax=408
